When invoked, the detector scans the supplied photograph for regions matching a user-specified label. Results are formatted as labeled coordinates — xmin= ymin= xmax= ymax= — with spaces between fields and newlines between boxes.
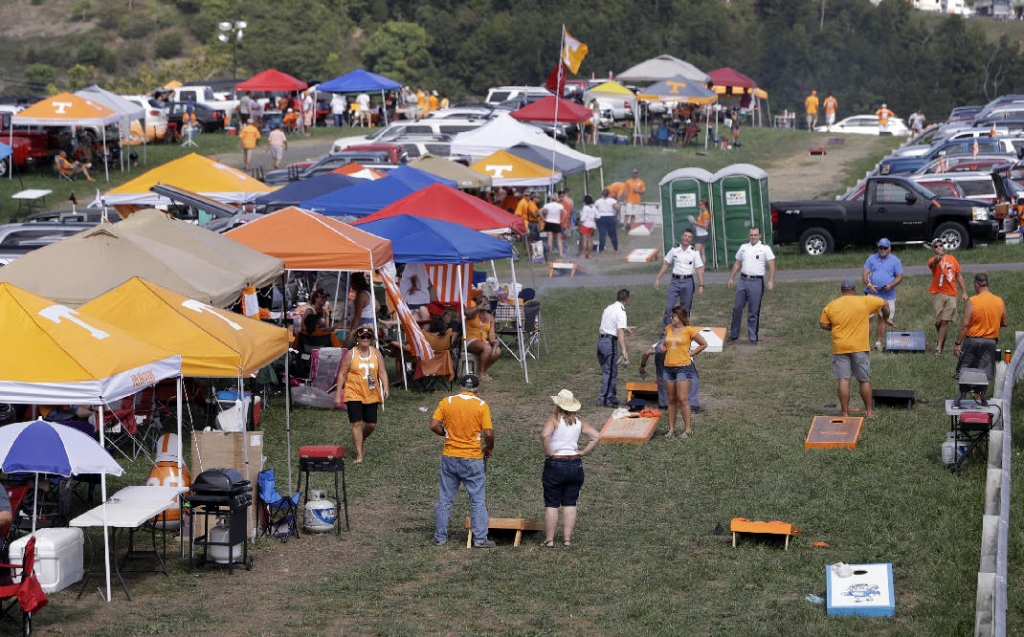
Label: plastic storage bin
xmin=10 ymin=527 xmax=84 ymax=593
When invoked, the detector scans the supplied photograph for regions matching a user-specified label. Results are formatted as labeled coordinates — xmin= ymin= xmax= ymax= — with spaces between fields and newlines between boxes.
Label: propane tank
xmin=209 ymin=516 xmax=244 ymax=564
xmin=303 ymin=489 xmax=337 ymax=533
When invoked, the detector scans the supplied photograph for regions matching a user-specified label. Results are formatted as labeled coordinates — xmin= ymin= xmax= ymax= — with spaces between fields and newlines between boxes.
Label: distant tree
xmin=71 ymin=0 xmax=92 ymax=21
xmin=24 ymin=64 xmax=58 ymax=90
xmin=66 ymin=64 xmax=99 ymax=92
xmin=155 ymin=32 xmax=184 ymax=60
xmin=362 ymin=21 xmax=435 ymax=86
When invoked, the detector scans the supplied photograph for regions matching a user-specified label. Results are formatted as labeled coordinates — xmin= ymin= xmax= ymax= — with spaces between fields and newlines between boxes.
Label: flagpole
xmin=551 ymin=26 xmax=564 ymax=191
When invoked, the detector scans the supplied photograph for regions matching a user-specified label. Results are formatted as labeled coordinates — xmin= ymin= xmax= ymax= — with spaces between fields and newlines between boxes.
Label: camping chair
xmin=655 ymin=124 xmax=672 ymax=147
xmin=0 ymin=536 xmax=47 ymax=636
xmin=53 ymin=157 xmax=74 ymax=182
xmin=0 ymin=485 xmax=30 ymax=558
xmin=291 ymin=346 xmax=345 ymax=409
xmin=14 ymin=477 xmax=72 ymax=535
xmin=412 ymin=330 xmax=455 ymax=393
xmin=98 ymin=398 xmax=151 ymax=462
xmin=497 ymin=300 xmax=544 ymax=364
xmin=258 ymin=469 xmax=300 ymax=541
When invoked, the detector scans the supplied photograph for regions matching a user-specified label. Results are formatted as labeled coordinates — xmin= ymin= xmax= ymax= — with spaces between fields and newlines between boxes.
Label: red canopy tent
xmin=236 ymin=69 xmax=307 ymax=92
xmin=707 ymin=67 xmax=767 ymax=126
xmin=352 ymin=183 xmax=526 ymax=236
xmin=511 ymin=95 xmax=593 ymax=124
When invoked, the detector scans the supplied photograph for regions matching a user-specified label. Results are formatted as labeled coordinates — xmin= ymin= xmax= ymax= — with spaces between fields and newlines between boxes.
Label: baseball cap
xmin=877 ymin=238 xmax=891 ymax=248
xmin=931 ymin=238 xmax=944 ymax=247
xmin=973 ymin=273 xmax=989 ymax=286
xmin=461 ymin=373 xmax=480 ymax=391
xmin=841 ymin=278 xmax=857 ymax=290
xmin=632 ymin=169 xmax=639 ymax=174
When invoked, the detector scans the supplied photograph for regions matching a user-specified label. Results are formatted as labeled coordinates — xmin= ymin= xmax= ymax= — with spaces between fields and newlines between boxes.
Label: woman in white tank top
xmin=540 ymin=389 xmax=601 ymax=547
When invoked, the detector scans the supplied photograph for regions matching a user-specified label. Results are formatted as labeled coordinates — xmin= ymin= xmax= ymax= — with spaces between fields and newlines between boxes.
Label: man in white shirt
xmin=330 ymin=93 xmax=347 ymax=127
xmin=594 ymin=188 xmax=620 ymax=253
xmin=653 ymin=228 xmax=705 ymax=326
xmin=302 ymin=91 xmax=315 ymax=135
xmin=597 ymin=289 xmax=634 ymax=407
xmin=726 ymin=228 xmax=776 ymax=344
xmin=356 ymin=92 xmax=371 ymax=126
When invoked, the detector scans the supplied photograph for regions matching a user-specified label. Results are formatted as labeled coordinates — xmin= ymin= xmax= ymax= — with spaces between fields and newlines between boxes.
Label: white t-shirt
xmin=356 ymin=93 xmax=370 ymax=111
xmin=399 ymin=263 xmax=430 ymax=306
xmin=542 ymin=202 xmax=564 ymax=225
xmin=594 ymin=197 xmax=619 ymax=219
xmin=579 ymin=204 xmax=598 ymax=229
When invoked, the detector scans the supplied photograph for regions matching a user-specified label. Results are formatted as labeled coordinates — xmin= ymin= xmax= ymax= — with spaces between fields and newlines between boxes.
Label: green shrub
xmin=76 ymin=40 xmax=117 ymax=74
xmin=118 ymin=12 xmax=153 ymax=39
xmin=70 ymin=0 xmax=92 ymax=21
xmin=154 ymin=32 xmax=184 ymax=59
xmin=24 ymin=63 xmax=57 ymax=89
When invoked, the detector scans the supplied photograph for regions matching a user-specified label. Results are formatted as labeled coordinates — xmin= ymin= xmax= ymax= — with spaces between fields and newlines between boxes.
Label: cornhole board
xmin=826 ymin=563 xmax=895 ymax=617
xmin=694 ymin=327 xmax=726 ymax=353
xmin=809 ymin=147 xmax=826 ymax=156
xmin=805 ymin=416 xmax=863 ymax=449
xmin=873 ymin=389 xmax=915 ymax=410
xmin=626 ymin=381 xmax=658 ymax=403
xmin=731 ymin=518 xmax=801 ymax=550
xmin=627 ymin=222 xmax=654 ymax=236
xmin=626 ymin=248 xmax=659 ymax=263
xmin=600 ymin=414 xmax=659 ymax=443
xmin=548 ymin=262 xmax=578 ymax=277
xmin=886 ymin=331 xmax=926 ymax=352
xmin=464 ymin=517 xmax=542 ymax=547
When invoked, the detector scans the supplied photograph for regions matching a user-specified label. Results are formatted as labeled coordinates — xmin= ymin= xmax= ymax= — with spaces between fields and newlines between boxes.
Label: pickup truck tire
xmin=0 ymin=158 xmax=7 ymax=178
xmin=799 ymin=227 xmax=835 ymax=256
xmin=933 ymin=222 xmax=969 ymax=251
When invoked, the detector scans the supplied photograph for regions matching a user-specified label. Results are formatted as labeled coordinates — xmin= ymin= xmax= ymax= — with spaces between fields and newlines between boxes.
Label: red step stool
xmin=299 ymin=445 xmax=349 ymax=532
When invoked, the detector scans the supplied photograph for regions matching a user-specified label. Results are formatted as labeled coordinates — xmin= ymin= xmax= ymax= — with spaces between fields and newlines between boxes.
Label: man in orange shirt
xmin=953 ymin=273 xmax=1009 ymax=382
xmin=429 ymin=373 xmax=495 ymax=548
xmin=238 ymin=119 xmax=261 ymax=171
xmin=927 ymin=239 xmax=968 ymax=355
xmin=623 ymin=169 xmax=646 ymax=230
xmin=804 ymin=90 xmax=819 ymax=131
xmin=876 ymin=103 xmax=895 ymax=131
xmin=823 ymin=93 xmax=838 ymax=132
xmin=514 ymin=191 xmax=541 ymax=242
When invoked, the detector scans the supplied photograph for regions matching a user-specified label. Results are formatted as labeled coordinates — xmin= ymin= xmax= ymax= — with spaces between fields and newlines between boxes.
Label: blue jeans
xmin=434 ymin=456 xmax=488 ymax=545
xmin=655 ymin=350 xmax=699 ymax=409
xmin=597 ymin=216 xmax=618 ymax=252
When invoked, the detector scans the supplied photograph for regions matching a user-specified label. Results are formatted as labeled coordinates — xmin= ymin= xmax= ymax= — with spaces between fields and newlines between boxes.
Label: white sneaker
xmin=874 ymin=341 xmax=883 ymax=352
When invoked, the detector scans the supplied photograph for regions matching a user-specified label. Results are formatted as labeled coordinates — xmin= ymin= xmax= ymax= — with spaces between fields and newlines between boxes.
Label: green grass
xmin=47 ymin=268 xmax=1024 ymax=635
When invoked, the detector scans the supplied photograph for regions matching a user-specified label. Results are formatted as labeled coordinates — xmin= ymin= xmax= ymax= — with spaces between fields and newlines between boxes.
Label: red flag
xmin=545 ymin=62 xmax=566 ymax=96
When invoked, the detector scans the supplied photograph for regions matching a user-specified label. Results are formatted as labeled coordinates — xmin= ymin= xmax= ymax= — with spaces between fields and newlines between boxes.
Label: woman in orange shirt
xmin=659 ymin=306 xmax=707 ymax=438
xmin=336 ymin=323 xmax=389 ymax=463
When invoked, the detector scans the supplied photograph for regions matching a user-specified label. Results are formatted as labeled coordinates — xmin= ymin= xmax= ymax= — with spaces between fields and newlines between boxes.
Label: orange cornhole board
xmin=805 ymin=415 xmax=864 ymax=449
xmin=464 ymin=517 xmax=543 ymax=547
xmin=626 ymin=381 xmax=658 ymax=402
xmin=626 ymin=248 xmax=659 ymax=263
xmin=731 ymin=518 xmax=801 ymax=550
xmin=600 ymin=414 xmax=659 ymax=443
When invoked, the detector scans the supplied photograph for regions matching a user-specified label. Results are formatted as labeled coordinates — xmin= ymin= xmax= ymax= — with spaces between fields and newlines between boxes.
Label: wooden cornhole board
xmin=464 ymin=517 xmax=543 ymax=547
xmin=626 ymin=248 xmax=659 ymax=263
xmin=548 ymin=262 xmax=578 ymax=277
xmin=805 ymin=415 xmax=864 ymax=449
xmin=600 ymin=414 xmax=659 ymax=443
xmin=694 ymin=327 xmax=726 ymax=353
xmin=826 ymin=563 xmax=895 ymax=617
xmin=626 ymin=381 xmax=658 ymax=403
xmin=731 ymin=518 xmax=801 ymax=550
xmin=627 ymin=222 xmax=654 ymax=236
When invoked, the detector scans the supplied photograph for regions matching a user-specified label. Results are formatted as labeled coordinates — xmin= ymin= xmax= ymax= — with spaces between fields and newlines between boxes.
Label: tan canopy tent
xmin=407 ymin=155 xmax=492 ymax=190
xmin=0 ymin=225 xmax=246 ymax=308
xmin=118 ymin=209 xmax=283 ymax=288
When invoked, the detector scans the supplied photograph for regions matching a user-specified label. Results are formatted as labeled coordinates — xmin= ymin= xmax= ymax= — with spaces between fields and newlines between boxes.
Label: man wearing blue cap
xmin=862 ymin=238 xmax=903 ymax=351
xmin=820 ymin=278 xmax=894 ymax=417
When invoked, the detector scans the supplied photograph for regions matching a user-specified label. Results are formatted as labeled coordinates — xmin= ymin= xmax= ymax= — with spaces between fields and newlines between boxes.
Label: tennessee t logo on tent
xmin=38 ymin=305 xmax=110 ymax=340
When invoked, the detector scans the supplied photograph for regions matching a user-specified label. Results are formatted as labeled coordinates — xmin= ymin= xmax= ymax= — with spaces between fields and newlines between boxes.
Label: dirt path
xmin=758 ymin=134 xmax=892 ymax=201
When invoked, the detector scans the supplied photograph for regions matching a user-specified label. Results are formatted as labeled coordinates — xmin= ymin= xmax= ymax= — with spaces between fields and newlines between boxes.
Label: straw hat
xmin=551 ymin=389 xmax=582 ymax=412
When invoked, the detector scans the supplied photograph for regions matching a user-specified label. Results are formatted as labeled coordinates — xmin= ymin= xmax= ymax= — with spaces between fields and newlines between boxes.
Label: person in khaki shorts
xmin=927 ymin=239 xmax=968 ymax=355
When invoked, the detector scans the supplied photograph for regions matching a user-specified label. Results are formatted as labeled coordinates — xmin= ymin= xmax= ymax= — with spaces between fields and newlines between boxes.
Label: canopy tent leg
xmin=510 ymin=260 xmax=528 ymax=382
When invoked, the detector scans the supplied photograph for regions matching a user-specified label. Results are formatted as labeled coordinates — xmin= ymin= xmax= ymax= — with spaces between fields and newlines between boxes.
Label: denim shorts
xmin=542 ymin=458 xmax=584 ymax=507
xmin=663 ymin=364 xmax=697 ymax=382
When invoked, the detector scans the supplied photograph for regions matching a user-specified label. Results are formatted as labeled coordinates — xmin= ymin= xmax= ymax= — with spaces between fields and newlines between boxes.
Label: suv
xmin=878 ymin=138 xmax=1020 ymax=175
xmin=484 ymin=86 xmax=553 ymax=106
xmin=263 ymin=150 xmax=399 ymax=186
xmin=332 ymin=119 xmax=485 ymax=153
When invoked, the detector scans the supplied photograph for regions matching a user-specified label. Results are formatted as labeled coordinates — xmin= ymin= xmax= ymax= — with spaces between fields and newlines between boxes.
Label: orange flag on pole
xmin=562 ymin=27 xmax=588 ymax=75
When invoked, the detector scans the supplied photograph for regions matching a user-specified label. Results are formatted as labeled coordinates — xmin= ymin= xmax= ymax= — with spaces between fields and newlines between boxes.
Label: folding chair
xmin=0 ymin=536 xmax=46 ymax=636
xmin=0 ymin=486 xmax=30 ymax=557
xmin=258 ymin=469 xmax=300 ymax=542
xmin=497 ymin=300 xmax=544 ymax=363
xmin=14 ymin=477 xmax=72 ymax=535
xmin=53 ymin=161 xmax=74 ymax=182
xmin=291 ymin=347 xmax=345 ymax=409
xmin=98 ymin=398 xmax=151 ymax=462
xmin=412 ymin=331 xmax=455 ymax=393
xmin=950 ymin=411 xmax=994 ymax=476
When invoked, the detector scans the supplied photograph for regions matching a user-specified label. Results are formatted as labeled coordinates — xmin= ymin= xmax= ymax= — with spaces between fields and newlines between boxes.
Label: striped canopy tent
xmin=707 ymin=67 xmax=769 ymax=126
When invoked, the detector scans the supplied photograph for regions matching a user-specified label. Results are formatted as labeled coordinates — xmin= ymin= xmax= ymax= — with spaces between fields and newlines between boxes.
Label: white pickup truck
xmin=169 ymin=86 xmax=239 ymax=124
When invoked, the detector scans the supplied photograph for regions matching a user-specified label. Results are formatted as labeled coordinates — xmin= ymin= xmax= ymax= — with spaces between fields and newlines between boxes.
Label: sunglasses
xmin=358 ymin=333 xmax=373 ymax=339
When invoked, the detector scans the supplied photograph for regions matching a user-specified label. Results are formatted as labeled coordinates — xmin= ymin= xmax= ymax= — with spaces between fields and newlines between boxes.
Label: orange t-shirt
xmin=966 ymin=291 xmax=1005 ymax=339
xmin=625 ymin=177 xmax=646 ymax=204
xmin=433 ymin=392 xmax=493 ymax=459
xmin=928 ymin=254 xmax=960 ymax=296
xmin=606 ymin=182 xmax=626 ymax=200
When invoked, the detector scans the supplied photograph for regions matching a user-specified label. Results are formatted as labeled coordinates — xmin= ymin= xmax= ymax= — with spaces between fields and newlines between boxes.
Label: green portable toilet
xmin=659 ymin=167 xmax=713 ymax=262
xmin=709 ymin=164 xmax=771 ymax=267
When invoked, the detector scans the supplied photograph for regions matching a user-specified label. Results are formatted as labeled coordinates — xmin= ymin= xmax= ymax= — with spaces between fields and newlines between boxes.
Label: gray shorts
xmin=832 ymin=351 xmax=871 ymax=381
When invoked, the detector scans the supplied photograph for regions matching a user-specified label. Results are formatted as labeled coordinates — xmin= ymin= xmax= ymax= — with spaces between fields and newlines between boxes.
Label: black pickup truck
xmin=771 ymin=176 xmax=1000 ymax=255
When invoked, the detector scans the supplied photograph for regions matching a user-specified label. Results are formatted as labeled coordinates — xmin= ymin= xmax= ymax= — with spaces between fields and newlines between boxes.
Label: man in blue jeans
xmin=429 ymin=373 xmax=496 ymax=548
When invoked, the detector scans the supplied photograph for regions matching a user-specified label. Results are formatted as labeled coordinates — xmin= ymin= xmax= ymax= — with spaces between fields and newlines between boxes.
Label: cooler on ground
xmin=9 ymin=527 xmax=85 ymax=593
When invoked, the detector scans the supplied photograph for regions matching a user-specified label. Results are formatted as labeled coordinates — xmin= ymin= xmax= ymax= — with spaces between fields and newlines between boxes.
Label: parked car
xmin=22 ymin=209 xmax=112 ymax=224
xmin=913 ymin=154 xmax=1016 ymax=175
xmin=263 ymin=150 xmax=398 ymax=186
xmin=814 ymin=114 xmax=910 ymax=136
xmin=426 ymin=105 xmax=498 ymax=120
xmin=0 ymin=222 xmax=96 ymax=265
xmin=484 ymin=86 xmax=553 ymax=106
xmin=878 ymin=138 xmax=1019 ymax=175
xmin=332 ymin=118 xmax=485 ymax=152
xmin=165 ymin=101 xmax=227 ymax=133
xmin=948 ymin=105 xmax=984 ymax=124
xmin=0 ymin=109 xmax=59 ymax=175
xmin=121 ymin=95 xmax=168 ymax=143
xmin=892 ymin=128 xmax=1012 ymax=158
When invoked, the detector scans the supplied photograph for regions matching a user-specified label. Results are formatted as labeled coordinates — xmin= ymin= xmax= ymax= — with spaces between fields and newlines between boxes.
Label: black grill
xmin=186 ymin=468 xmax=252 ymax=508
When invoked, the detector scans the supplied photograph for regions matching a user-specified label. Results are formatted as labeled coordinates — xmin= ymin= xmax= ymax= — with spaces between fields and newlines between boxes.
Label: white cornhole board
xmin=693 ymin=327 xmax=726 ymax=353
xmin=826 ymin=563 xmax=895 ymax=617
xmin=626 ymin=248 xmax=659 ymax=263
xmin=628 ymin=223 xmax=654 ymax=236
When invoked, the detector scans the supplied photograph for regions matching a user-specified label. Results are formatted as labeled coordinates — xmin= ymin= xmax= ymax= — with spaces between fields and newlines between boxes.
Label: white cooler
xmin=10 ymin=528 xmax=85 ymax=593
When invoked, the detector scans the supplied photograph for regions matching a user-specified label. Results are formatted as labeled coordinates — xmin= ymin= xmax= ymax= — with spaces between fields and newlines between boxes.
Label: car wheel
xmin=934 ymin=222 xmax=969 ymax=250
xmin=0 ymin=158 xmax=7 ymax=178
xmin=799 ymin=227 xmax=834 ymax=256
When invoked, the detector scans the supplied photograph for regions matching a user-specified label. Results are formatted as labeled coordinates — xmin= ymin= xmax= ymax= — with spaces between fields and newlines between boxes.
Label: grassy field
xmin=45 ymin=264 xmax=1023 ymax=635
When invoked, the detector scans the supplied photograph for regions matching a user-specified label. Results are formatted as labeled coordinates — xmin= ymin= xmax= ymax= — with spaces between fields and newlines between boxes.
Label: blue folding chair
xmin=258 ymin=469 xmax=301 ymax=541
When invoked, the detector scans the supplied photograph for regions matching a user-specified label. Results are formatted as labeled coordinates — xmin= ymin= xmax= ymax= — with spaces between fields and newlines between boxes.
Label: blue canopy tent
xmin=254 ymin=173 xmax=361 ymax=213
xmin=318 ymin=69 xmax=403 ymax=126
xmin=356 ymin=215 xmax=533 ymax=381
xmin=303 ymin=165 xmax=457 ymax=217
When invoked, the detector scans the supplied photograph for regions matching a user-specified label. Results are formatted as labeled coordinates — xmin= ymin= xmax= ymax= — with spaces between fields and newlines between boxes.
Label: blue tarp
xmin=356 ymin=215 xmax=514 ymax=264
xmin=318 ymin=68 xmax=402 ymax=94
xmin=302 ymin=165 xmax=457 ymax=217
xmin=254 ymin=173 xmax=360 ymax=212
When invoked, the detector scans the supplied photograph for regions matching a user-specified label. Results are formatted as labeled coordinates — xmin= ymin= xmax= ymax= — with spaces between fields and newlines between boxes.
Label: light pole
xmin=218 ymin=20 xmax=247 ymax=80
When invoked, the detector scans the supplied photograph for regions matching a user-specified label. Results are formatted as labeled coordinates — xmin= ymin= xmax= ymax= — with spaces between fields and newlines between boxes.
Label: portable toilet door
xmin=709 ymin=164 xmax=771 ymax=266
xmin=658 ymin=167 xmax=713 ymax=263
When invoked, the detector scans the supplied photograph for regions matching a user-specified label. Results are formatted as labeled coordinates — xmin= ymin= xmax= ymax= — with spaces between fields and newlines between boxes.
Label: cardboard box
xmin=190 ymin=431 xmax=264 ymax=539
xmin=10 ymin=528 xmax=84 ymax=593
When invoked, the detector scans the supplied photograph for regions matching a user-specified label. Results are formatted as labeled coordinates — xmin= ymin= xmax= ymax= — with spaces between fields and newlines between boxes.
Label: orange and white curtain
xmin=426 ymin=264 xmax=473 ymax=305
xmin=379 ymin=267 xmax=433 ymax=360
